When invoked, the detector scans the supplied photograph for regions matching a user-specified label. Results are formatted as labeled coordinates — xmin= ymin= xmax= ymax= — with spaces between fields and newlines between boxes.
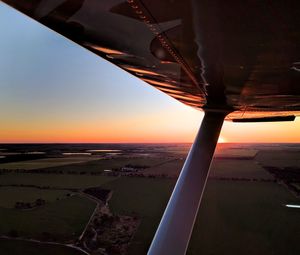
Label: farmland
xmin=0 ymin=156 xmax=100 ymax=170
xmin=0 ymin=173 xmax=116 ymax=189
xmin=0 ymin=187 xmax=69 ymax=208
xmin=101 ymin=177 xmax=176 ymax=255
xmin=188 ymin=181 xmax=300 ymax=255
xmin=0 ymin=143 xmax=299 ymax=255
xmin=101 ymin=178 xmax=299 ymax=255
xmin=0 ymin=194 xmax=96 ymax=241
xmin=35 ymin=156 xmax=169 ymax=174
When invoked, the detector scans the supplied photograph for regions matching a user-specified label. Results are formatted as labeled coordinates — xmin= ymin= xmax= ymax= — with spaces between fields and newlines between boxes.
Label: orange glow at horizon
xmin=1 ymin=110 xmax=300 ymax=143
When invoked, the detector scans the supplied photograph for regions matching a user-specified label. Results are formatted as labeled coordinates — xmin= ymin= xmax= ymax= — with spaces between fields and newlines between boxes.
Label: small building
xmin=121 ymin=167 xmax=138 ymax=172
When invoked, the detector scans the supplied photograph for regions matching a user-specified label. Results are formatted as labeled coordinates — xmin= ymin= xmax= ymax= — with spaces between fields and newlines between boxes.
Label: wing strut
xmin=148 ymin=111 xmax=227 ymax=255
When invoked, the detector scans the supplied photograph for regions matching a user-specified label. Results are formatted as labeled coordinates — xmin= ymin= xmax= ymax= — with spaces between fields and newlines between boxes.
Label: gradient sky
xmin=1 ymin=3 xmax=300 ymax=143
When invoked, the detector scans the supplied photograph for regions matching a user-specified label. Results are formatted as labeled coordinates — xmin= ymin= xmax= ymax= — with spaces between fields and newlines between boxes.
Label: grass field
xmin=188 ymin=180 xmax=300 ymax=255
xmin=210 ymin=159 xmax=274 ymax=179
xmin=145 ymin=158 xmax=273 ymax=179
xmin=0 ymin=195 xmax=96 ymax=241
xmin=37 ymin=157 xmax=169 ymax=173
xmin=0 ymin=156 xmax=100 ymax=170
xmin=0 ymin=187 xmax=69 ymax=208
xmin=255 ymin=150 xmax=300 ymax=167
xmin=145 ymin=159 xmax=184 ymax=176
xmin=0 ymin=173 xmax=116 ymax=189
xmin=101 ymin=177 xmax=176 ymax=255
xmin=215 ymin=148 xmax=258 ymax=158
xmin=101 ymin=177 xmax=299 ymax=255
xmin=0 ymin=239 xmax=85 ymax=255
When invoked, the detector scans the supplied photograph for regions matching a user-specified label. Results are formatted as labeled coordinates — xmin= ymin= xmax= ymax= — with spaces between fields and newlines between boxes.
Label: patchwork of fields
xmin=0 ymin=143 xmax=299 ymax=255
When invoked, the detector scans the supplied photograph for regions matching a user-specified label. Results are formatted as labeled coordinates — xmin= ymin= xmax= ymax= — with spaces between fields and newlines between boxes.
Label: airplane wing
xmin=2 ymin=1 xmax=300 ymax=254
xmin=3 ymin=0 xmax=300 ymax=120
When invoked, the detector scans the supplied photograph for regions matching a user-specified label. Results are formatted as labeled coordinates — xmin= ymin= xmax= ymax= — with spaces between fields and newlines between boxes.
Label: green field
xmin=0 ymin=187 xmax=69 ymax=208
xmin=145 ymin=158 xmax=273 ymax=179
xmin=0 ymin=156 xmax=100 ymax=170
xmin=37 ymin=156 xmax=169 ymax=173
xmin=101 ymin=177 xmax=176 ymax=255
xmin=145 ymin=159 xmax=184 ymax=176
xmin=210 ymin=159 xmax=274 ymax=179
xmin=255 ymin=150 xmax=300 ymax=167
xmin=0 ymin=195 xmax=96 ymax=241
xmin=101 ymin=177 xmax=299 ymax=255
xmin=188 ymin=181 xmax=300 ymax=255
xmin=0 ymin=173 xmax=116 ymax=189
xmin=0 ymin=239 xmax=85 ymax=255
xmin=215 ymin=148 xmax=258 ymax=158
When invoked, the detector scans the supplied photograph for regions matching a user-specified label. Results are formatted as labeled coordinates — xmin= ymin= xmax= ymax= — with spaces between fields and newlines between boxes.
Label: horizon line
xmin=1 ymin=142 xmax=300 ymax=144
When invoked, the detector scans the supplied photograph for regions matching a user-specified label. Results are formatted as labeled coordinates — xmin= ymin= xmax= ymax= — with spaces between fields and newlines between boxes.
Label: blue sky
xmin=0 ymin=2 xmax=203 ymax=142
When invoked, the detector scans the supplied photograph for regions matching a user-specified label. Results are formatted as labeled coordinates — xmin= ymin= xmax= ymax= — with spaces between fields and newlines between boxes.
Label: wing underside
xmin=2 ymin=0 xmax=300 ymax=120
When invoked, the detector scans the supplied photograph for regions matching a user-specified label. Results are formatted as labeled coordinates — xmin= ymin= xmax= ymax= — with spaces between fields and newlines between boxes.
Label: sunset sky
xmin=1 ymin=3 xmax=300 ymax=143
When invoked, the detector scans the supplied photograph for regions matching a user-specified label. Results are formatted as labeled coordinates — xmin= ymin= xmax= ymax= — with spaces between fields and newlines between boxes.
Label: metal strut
xmin=148 ymin=111 xmax=226 ymax=255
